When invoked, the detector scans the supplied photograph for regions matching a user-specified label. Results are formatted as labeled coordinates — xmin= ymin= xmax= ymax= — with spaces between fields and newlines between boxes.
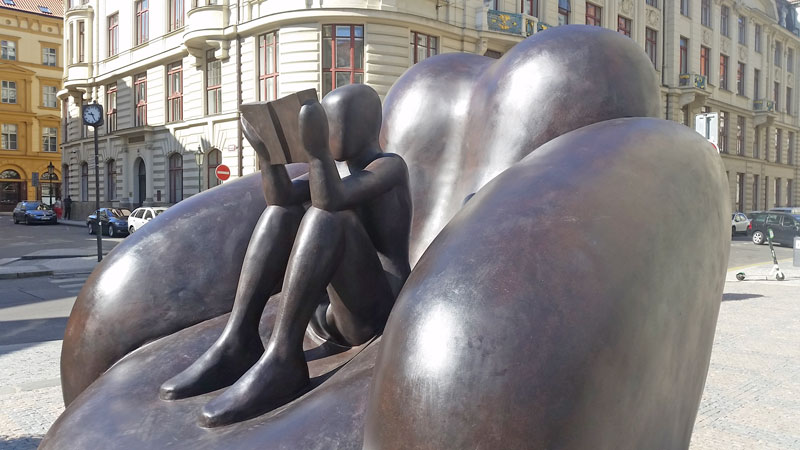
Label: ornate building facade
xmin=0 ymin=0 xmax=63 ymax=212
xmin=59 ymin=0 xmax=799 ymax=216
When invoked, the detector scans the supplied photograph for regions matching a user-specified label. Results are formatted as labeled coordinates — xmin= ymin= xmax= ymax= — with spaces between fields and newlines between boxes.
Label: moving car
xmin=731 ymin=212 xmax=749 ymax=235
xmin=87 ymin=208 xmax=131 ymax=238
xmin=747 ymin=211 xmax=800 ymax=246
xmin=12 ymin=201 xmax=57 ymax=225
xmin=127 ymin=206 xmax=168 ymax=233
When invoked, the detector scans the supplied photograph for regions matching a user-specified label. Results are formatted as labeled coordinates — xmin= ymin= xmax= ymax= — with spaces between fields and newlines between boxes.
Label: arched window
xmin=81 ymin=162 xmax=89 ymax=201
xmin=106 ymin=159 xmax=116 ymax=201
xmin=168 ymin=153 xmax=183 ymax=203
xmin=0 ymin=169 xmax=21 ymax=179
xmin=207 ymin=148 xmax=222 ymax=188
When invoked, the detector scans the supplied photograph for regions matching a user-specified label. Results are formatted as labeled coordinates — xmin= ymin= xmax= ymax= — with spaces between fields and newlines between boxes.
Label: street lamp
xmin=195 ymin=145 xmax=204 ymax=194
xmin=47 ymin=161 xmax=54 ymax=207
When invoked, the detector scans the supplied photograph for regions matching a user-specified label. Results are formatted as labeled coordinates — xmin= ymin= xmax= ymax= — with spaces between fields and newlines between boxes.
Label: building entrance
xmin=0 ymin=169 xmax=25 ymax=212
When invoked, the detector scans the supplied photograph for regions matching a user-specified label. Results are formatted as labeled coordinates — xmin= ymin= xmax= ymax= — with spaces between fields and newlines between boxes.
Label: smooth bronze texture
xmin=44 ymin=26 xmax=728 ymax=450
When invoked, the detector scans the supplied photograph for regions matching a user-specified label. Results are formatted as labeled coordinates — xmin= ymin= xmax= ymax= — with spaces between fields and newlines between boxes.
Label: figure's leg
xmin=160 ymin=204 xmax=304 ymax=400
xmin=200 ymin=208 xmax=394 ymax=427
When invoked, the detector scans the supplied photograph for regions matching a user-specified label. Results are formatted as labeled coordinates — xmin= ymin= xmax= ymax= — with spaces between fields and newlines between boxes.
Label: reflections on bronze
xmin=44 ymin=26 xmax=728 ymax=450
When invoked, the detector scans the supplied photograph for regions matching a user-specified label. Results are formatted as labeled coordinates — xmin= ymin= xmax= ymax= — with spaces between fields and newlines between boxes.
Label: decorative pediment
xmin=0 ymin=63 xmax=36 ymax=76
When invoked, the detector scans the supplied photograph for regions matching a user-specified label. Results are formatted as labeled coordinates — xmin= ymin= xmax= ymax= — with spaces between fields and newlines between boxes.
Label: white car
xmin=128 ymin=207 xmax=168 ymax=233
xmin=731 ymin=212 xmax=750 ymax=235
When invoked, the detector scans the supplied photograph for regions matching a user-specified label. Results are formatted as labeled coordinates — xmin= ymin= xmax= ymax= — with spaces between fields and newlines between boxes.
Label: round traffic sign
xmin=215 ymin=164 xmax=231 ymax=181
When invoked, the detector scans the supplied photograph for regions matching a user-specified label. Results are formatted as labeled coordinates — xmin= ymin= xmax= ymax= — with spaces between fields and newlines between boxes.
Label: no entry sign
xmin=215 ymin=164 xmax=231 ymax=181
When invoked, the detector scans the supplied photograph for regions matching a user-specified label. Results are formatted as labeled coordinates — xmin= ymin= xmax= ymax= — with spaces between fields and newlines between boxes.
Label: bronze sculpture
xmin=42 ymin=26 xmax=729 ymax=449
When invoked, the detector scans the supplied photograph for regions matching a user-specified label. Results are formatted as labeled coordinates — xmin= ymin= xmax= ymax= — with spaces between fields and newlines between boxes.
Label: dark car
xmin=747 ymin=211 xmax=800 ymax=246
xmin=87 ymin=208 xmax=131 ymax=238
xmin=12 ymin=201 xmax=57 ymax=225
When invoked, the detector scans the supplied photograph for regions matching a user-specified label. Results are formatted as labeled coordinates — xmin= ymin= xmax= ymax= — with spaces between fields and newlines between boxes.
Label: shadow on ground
xmin=0 ymin=435 xmax=42 ymax=450
xmin=0 ymin=318 xmax=68 ymax=347
xmin=722 ymin=293 xmax=765 ymax=302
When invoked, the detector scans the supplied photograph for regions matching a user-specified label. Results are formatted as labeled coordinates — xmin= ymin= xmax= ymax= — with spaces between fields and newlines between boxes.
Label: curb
xmin=0 ymin=269 xmax=54 ymax=280
xmin=57 ymin=220 xmax=85 ymax=228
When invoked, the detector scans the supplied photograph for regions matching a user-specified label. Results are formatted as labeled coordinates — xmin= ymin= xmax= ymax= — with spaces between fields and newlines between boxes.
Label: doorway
xmin=134 ymin=158 xmax=146 ymax=207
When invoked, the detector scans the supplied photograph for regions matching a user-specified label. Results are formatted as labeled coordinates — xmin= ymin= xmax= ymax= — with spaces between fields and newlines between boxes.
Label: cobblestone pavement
xmin=0 ymin=265 xmax=798 ymax=449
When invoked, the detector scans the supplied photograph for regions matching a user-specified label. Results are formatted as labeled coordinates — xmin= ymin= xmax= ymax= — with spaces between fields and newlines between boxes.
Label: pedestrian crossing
xmin=48 ymin=273 xmax=90 ymax=297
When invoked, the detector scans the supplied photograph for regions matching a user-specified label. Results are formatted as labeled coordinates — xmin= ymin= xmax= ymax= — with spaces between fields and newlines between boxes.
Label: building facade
xmin=0 ymin=1 xmax=63 ymax=212
xmin=59 ymin=0 xmax=800 ymax=217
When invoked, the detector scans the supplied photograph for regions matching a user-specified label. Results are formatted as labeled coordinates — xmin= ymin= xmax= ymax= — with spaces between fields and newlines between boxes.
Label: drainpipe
xmin=236 ymin=4 xmax=243 ymax=178
xmin=662 ymin=0 xmax=669 ymax=120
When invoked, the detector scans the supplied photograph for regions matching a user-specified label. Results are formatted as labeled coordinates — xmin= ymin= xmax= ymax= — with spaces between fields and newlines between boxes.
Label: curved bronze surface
xmin=45 ymin=26 xmax=726 ymax=450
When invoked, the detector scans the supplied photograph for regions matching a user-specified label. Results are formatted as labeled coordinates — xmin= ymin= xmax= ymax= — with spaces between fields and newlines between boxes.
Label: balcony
xmin=677 ymin=73 xmax=709 ymax=108
xmin=476 ymin=9 xmax=546 ymax=38
xmin=753 ymin=99 xmax=776 ymax=126
xmin=753 ymin=99 xmax=775 ymax=112
xmin=679 ymin=73 xmax=706 ymax=89
xmin=183 ymin=0 xmax=230 ymax=56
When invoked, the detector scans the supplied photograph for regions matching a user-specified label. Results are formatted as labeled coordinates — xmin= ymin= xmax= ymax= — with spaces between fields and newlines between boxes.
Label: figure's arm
xmin=299 ymin=101 xmax=405 ymax=212
xmin=242 ymin=117 xmax=309 ymax=206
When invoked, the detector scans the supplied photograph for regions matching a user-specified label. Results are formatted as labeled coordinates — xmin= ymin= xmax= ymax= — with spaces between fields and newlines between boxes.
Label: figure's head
xmin=321 ymin=84 xmax=382 ymax=161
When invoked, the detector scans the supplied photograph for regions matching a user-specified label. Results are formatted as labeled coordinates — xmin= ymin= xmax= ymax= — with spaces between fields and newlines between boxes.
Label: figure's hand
xmin=299 ymin=100 xmax=331 ymax=160
xmin=241 ymin=117 xmax=271 ymax=163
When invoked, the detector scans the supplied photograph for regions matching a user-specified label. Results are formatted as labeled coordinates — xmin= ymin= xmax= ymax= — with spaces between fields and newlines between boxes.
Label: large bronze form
xmin=42 ymin=26 xmax=730 ymax=449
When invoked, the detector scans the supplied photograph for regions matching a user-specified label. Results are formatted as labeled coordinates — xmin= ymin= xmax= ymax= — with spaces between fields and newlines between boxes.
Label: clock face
xmin=83 ymin=104 xmax=104 ymax=126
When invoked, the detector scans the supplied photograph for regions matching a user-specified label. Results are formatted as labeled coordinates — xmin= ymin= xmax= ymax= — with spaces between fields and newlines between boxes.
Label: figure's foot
xmin=159 ymin=333 xmax=264 ymax=400
xmin=199 ymin=347 xmax=310 ymax=427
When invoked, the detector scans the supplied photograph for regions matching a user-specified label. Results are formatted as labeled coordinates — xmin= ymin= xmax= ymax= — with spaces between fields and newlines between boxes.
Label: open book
xmin=240 ymin=88 xmax=319 ymax=165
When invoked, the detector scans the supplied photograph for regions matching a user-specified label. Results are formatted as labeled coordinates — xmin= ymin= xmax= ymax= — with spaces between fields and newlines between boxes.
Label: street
xmin=0 ymin=219 xmax=799 ymax=449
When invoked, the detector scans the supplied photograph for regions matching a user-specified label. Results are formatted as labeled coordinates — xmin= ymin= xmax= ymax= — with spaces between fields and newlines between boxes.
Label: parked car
xmin=87 ymin=208 xmax=131 ymax=238
xmin=769 ymin=206 xmax=800 ymax=214
xmin=731 ymin=212 xmax=750 ymax=235
xmin=12 ymin=201 xmax=57 ymax=225
xmin=127 ymin=207 xmax=168 ymax=233
xmin=747 ymin=211 xmax=800 ymax=246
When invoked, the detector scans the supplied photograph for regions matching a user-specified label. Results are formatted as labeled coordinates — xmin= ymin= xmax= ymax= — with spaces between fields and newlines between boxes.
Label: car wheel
xmin=88 ymin=223 xmax=94 ymax=235
xmin=732 ymin=226 xmax=736 ymax=237
xmin=13 ymin=216 xmax=18 ymax=224
xmin=25 ymin=216 xmax=30 ymax=225
xmin=108 ymin=226 xmax=116 ymax=238
xmin=129 ymin=226 xmax=135 ymax=234
xmin=752 ymin=230 xmax=765 ymax=245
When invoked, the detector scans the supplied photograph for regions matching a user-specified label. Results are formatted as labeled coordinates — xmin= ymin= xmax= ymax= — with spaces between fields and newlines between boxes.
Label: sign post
xmin=82 ymin=102 xmax=104 ymax=262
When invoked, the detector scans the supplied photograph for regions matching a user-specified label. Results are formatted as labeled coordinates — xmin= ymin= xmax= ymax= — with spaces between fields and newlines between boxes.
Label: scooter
xmin=736 ymin=228 xmax=785 ymax=281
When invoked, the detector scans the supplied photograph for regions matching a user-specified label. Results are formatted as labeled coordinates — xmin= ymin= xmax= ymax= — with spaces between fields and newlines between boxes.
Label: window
xmin=1 ymin=124 xmax=17 ymax=149
xmin=412 ymin=32 xmax=438 ymax=64
xmin=754 ymin=68 xmax=760 ymax=98
xmin=788 ymin=48 xmax=794 ymax=73
xmin=108 ymin=14 xmax=119 ymax=57
xmin=522 ymin=0 xmax=538 ymax=16
xmin=755 ymin=24 xmax=762 ymax=52
xmin=43 ymin=86 xmax=58 ymax=108
xmin=1 ymin=40 xmax=15 ymax=60
xmin=43 ymin=127 xmax=57 ymax=152
xmin=585 ymin=3 xmax=601 ymax=26
xmin=168 ymin=0 xmax=184 ymax=31
xmin=788 ymin=87 xmax=793 ymax=115
xmin=789 ymin=132 xmax=795 ymax=165
xmin=775 ymin=179 xmax=781 ymax=206
xmin=738 ymin=16 xmax=746 ymax=45
xmin=42 ymin=47 xmax=57 ymax=66
xmin=1 ymin=81 xmax=16 ymax=104
xmin=106 ymin=83 xmax=117 ymax=133
xmin=719 ymin=111 xmax=728 ymax=153
xmin=700 ymin=46 xmax=710 ymax=78
xmin=167 ymin=62 xmax=183 ymax=122
xmin=206 ymin=50 xmax=222 ymax=115
xmin=679 ymin=37 xmax=688 ymax=74
xmin=788 ymin=180 xmax=794 ymax=206
xmin=645 ymin=28 xmax=657 ymax=67
xmin=78 ymin=21 xmax=85 ymax=62
xmin=2 ymin=0 xmax=15 ymax=5
xmin=168 ymin=153 xmax=183 ymax=203
xmin=680 ymin=0 xmax=689 ymax=16
xmin=207 ymin=148 xmax=222 ymax=188
xmin=736 ymin=62 xmax=745 ymax=95
xmin=736 ymin=173 xmax=744 ymax=212
xmin=81 ymin=162 xmax=88 ymax=201
xmin=134 ymin=73 xmax=147 ymax=126
xmin=764 ymin=127 xmax=769 ymax=159
xmin=736 ymin=116 xmax=745 ymax=155
xmin=754 ymin=126 xmax=761 ymax=158
xmin=617 ymin=16 xmax=631 ymax=37
xmin=719 ymin=54 xmax=728 ymax=90
xmin=753 ymin=174 xmax=759 ymax=210
xmin=258 ymin=32 xmax=279 ymax=101
xmin=135 ymin=0 xmax=149 ymax=45
xmin=775 ymin=41 xmax=782 ymax=67
xmin=322 ymin=25 xmax=364 ymax=96
xmin=106 ymin=160 xmax=116 ymax=201
xmin=646 ymin=0 xmax=657 ymax=6
xmin=38 ymin=5 xmax=51 ymax=14
xmin=558 ymin=0 xmax=570 ymax=25
xmin=776 ymin=129 xmax=782 ymax=163
xmin=720 ymin=5 xmax=729 ymax=36
xmin=701 ymin=0 xmax=710 ymax=27
xmin=774 ymin=81 xmax=780 ymax=110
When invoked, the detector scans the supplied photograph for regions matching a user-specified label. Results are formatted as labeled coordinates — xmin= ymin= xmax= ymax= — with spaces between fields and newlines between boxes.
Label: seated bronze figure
xmin=42 ymin=26 xmax=730 ymax=449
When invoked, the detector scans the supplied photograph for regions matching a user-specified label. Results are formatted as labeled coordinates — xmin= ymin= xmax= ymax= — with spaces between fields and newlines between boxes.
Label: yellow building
xmin=0 ymin=0 xmax=63 ymax=212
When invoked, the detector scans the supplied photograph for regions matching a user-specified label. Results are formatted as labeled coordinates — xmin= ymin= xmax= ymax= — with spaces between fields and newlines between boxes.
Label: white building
xmin=59 ymin=0 xmax=800 ymax=217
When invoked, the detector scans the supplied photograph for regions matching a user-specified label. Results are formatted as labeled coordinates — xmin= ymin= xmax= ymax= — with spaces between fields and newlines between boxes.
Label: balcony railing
xmin=753 ymin=99 xmax=775 ymax=112
xmin=678 ymin=73 xmax=706 ymax=89
xmin=479 ymin=9 xmax=546 ymax=37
